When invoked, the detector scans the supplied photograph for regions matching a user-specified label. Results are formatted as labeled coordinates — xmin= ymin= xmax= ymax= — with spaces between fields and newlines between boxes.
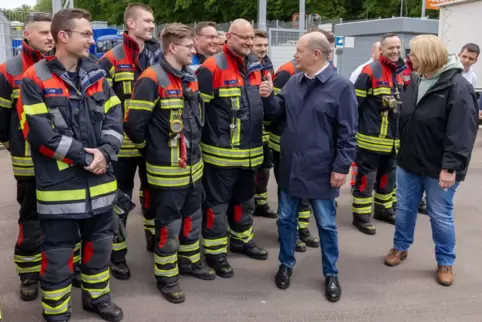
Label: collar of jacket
xmin=303 ymin=62 xmax=335 ymax=84
xmin=159 ymin=56 xmax=196 ymax=83
xmin=223 ymin=44 xmax=262 ymax=75
xmin=260 ymin=55 xmax=273 ymax=70
xmin=194 ymin=51 xmax=207 ymax=64
xmin=379 ymin=55 xmax=407 ymax=74
xmin=21 ymin=39 xmax=43 ymax=67
xmin=122 ymin=31 xmax=161 ymax=62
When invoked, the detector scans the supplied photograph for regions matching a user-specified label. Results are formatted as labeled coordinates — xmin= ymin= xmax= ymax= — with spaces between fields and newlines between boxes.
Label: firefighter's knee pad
xmin=182 ymin=209 xmax=202 ymax=240
xmin=82 ymin=236 xmax=113 ymax=270
xmin=204 ymin=204 xmax=229 ymax=236
xmin=158 ymin=219 xmax=182 ymax=253
xmin=232 ymin=199 xmax=255 ymax=226
xmin=40 ymin=248 xmax=75 ymax=284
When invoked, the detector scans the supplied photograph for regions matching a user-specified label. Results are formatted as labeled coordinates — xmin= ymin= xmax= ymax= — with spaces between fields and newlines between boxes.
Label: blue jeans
xmin=394 ymin=166 xmax=459 ymax=266
xmin=278 ymin=190 xmax=338 ymax=276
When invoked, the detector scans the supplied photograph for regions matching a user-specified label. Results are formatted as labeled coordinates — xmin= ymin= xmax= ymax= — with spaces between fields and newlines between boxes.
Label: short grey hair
xmin=24 ymin=12 xmax=52 ymax=26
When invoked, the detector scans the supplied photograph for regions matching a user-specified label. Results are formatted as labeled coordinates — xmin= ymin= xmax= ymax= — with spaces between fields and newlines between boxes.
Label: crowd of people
xmin=0 ymin=3 xmax=479 ymax=322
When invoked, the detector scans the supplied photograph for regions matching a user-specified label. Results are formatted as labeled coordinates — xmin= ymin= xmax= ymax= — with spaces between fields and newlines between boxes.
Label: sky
xmin=1 ymin=0 xmax=38 ymax=10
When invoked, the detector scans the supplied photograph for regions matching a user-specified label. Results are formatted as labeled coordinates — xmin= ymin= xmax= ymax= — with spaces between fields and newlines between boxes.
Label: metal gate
xmin=268 ymin=28 xmax=305 ymax=71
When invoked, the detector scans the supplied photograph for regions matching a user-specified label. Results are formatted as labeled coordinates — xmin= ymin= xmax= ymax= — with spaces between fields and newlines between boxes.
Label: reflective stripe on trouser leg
xmin=392 ymin=185 xmax=397 ymax=204
xmin=111 ymin=213 xmax=127 ymax=263
xmin=40 ymin=248 xmax=75 ymax=321
xmin=81 ymin=235 xmax=113 ymax=305
xmin=202 ymin=203 xmax=229 ymax=256
xmin=297 ymin=199 xmax=311 ymax=230
xmin=352 ymin=168 xmax=376 ymax=223
xmin=254 ymin=168 xmax=269 ymax=207
xmin=178 ymin=209 xmax=202 ymax=264
xmin=154 ymin=218 xmax=181 ymax=284
xmin=229 ymin=198 xmax=255 ymax=244
xmin=14 ymin=221 xmax=42 ymax=278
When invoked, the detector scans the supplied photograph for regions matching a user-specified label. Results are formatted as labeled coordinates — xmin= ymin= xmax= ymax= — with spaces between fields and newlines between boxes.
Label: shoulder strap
xmin=214 ymin=52 xmax=228 ymax=70
xmin=34 ymin=60 xmax=52 ymax=81
xmin=152 ymin=64 xmax=171 ymax=89
xmin=112 ymin=44 xmax=125 ymax=61
xmin=6 ymin=55 xmax=23 ymax=77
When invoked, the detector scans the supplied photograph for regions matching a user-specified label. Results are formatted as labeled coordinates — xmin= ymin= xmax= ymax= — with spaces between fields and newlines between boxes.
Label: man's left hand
xmin=84 ymin=147 xmax=107 ymax=175
xmin=330 ymin=172 xmax=347 ymax=188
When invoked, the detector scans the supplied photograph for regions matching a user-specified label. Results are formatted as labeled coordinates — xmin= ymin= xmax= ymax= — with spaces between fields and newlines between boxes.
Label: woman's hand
xmin=439 ymin=169 xmax=456 ymax=189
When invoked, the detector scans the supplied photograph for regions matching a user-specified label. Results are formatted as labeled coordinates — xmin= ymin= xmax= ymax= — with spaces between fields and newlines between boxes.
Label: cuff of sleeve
xmin=99 ymin=144 xmax=117 ymax=163
xmin=332 ymin=165 xmax=350 ymax=175
xmin=84 ymin=153 xmax=94 ymax=166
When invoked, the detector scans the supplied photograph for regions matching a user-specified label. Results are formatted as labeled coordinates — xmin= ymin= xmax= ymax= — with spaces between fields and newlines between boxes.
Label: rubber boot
xmin=145 ymin=231 xmax=155 ymax=253
xmin=205 ymin=254 xmax=234 ymax=278
xmin=299 ymin=228 xmax=320 ymax=248
xmin=20 ymin=278 xmax=38 ymax=301
xmin=179 ymin=258 xmax=216 ymax=280
xmin=374 ymin=204 xmax=396 ymax=225
xmin=110 ymin=260 xmax=131 ymax=280
xmin=83 ymin=293 xmax=124 ymax=322
xmin=352 ymin=214 xmax=376 ymax=235
xmin=230 ymin=239 xmax=268 ymax=260
xmin=157 ymin=282 xmax=185 ymax=304
xmin=295 ymin=239 xmax=307 ymax=252
xmin=253 ymin=204 xmax=277 ymax=219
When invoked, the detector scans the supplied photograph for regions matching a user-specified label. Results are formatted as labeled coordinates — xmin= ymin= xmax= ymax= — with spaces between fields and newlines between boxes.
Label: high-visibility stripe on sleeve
xmin=128 ymin=99 xmax=155 ymax=112
xmin=24 ymin=103 xmax=49 ymax=115
xmin=0 ymin=96 xmax=12 ymax=108
xmin=104 ymin=95 xmax=121 ymax=113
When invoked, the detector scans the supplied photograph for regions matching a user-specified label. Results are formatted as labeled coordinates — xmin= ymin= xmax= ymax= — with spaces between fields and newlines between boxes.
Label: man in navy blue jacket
xmin=260 ymin=31 xmax=357 ymax=302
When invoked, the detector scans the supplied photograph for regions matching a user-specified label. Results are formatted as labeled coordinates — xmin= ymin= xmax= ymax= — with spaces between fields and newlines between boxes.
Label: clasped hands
xmin=84 ymin=147 xmax=107 ymax=175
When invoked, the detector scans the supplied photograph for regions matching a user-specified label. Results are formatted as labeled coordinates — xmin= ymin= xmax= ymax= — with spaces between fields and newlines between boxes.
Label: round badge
xmin=170 ymin=120 xmax=184 ymax=133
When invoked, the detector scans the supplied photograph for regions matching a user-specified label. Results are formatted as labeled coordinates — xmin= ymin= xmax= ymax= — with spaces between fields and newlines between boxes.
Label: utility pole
xmin=400 ymin=0 xmax=404 ymax=16
xmin=299 ymin=0 xmax=305 ymax=35
xmin=52 ymin=0 xmax=74 ymax=14
xmin=258 ymin=0 xmax=267 ymax=30
xmin=421 ymin=0 xmax=426 ymax=17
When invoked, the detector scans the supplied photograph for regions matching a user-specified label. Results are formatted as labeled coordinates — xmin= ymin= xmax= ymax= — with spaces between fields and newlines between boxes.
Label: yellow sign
xmin=426 ymin=0 xmax=455 ymax=10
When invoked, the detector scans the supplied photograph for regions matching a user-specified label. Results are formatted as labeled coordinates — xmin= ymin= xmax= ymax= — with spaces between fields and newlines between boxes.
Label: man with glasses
xmin=99 ymin=3 xmax=162 ymax=281
xmin=190 ymin=21 xmax=219 ymax=71
xmin=215 ymin=31 xmax=226 ymax=53
xmin=18 ymin=8 xmax=123 ymax=321
xmin=196 ymin=19 xmax=268 ymax=278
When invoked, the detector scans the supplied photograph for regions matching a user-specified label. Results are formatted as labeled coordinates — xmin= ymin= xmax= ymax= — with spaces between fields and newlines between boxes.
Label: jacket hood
xmin=434 ymin=54 xmax=464 ymax=78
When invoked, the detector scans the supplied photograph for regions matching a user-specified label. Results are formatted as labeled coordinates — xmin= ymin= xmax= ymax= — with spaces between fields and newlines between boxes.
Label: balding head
xmin=295 ymin=31 xmax=331 ymax=75
xmin=226 ymin=19 xmax=255 ymax=57
xmin=371 ymin=41 xmax=381 ymax=60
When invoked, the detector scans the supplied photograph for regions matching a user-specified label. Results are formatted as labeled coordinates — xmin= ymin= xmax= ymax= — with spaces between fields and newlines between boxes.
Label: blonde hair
xmin=161 ymin=23 xmax=195 ymax=53
xmin=410 ymin=35 xmax=448 ymax=74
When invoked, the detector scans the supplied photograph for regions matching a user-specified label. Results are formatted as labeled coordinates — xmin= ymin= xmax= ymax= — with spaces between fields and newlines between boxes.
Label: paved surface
xmin=3 ymin=135 xmax=482 ymax=322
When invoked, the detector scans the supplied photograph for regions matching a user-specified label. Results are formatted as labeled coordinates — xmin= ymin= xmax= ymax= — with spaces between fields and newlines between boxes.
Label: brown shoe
xmin=437 ymin=265 xmax=453 ymax=286
xmin=384 ymin=248 xmax=407 ymax=267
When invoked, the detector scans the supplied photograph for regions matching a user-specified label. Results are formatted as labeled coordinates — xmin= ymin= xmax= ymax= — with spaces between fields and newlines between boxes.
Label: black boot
xmin=72 ymin=270 xmax=81 ymax=288
xmin=374 ymin=204 xmax=396 ymax=225
xmin=206 ymin=254 xmax=234 ymax=278
xmin=145 ymin=231 xmax=154 ymax=253
xmin=295 ymin=239 xmax=307 ymax=252
xmin=110 ymin=260 xmax=131 ymax=280
xmin=325 ymin=276 xmax=341 ymax=302
xmin=230 ymin=239 xmax=268 ymax=260
xmin=299 ymin=228 xmax=320 ymax=248
xmin=352 ymin=214 xmax=376 ymax=235
xmin=275 ymin=265 xmax=292 ymax=289
xmin=418 ymin=198 xmax=427 ymax=215
xmin=179 ymin=259 xmax=216 ymax=281
xmin=253 ymin=204 xmax=277 ymax=219
xmin=157 ymin=281 xmax=185 ymax=304
xmin=19 ymin=278 xmax=38 ymax=301
xmin=83 ymin=300 xmax=124 ymax=322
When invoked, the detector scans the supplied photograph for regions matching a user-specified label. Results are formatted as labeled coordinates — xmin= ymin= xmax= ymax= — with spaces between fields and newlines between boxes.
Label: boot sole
xmin=83 ymin=306 xmax=124 ymax=322
xmin=179 ymin=271 xmax=217 ymax=281
xmin=111 ymin=272 xmax=131 ymax=280
xmin=384 ymin=255 xmax=407 ymax=267
xmin=374 ymin=217 xmax=396 ymax=225
xmin=161 ymin=294 xmax=185 ymax=304
xmin=20 ymin=292 xmax=38 ymax=301
xmin=295 ymin=247 xmax=307 ymax=253
xmin=230 ymin=247 xmax=268 ymax=260
xmin=275 ymin=280 xmax=290 ymax=289
xmin=437 ymin=278 xmax=453 ymax=287
xmin=352 ymin=222 xmax=376 ymax=235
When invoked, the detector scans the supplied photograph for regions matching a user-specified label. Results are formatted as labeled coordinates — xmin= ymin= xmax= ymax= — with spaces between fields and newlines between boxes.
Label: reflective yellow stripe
xmin=374 ymin=193 xmax=392 ymax=201
xmin=11 ymin=156 xmax=34 ymax=166
xmin=106 ymin=78 xmax=113 ymax=87
xmin=154 ymin=266 xmax=179 ymax=277
xmin=89 ymin=180 xmax=117 ymax=198
xmin=14 ymin=253 xmax=41 ymax=263
xmin=0 ymin=96 xmax=11 ymax=108
xmin=356 ymin=133 xmax=395 ymax=153
xmin=42 ymin=297 xmax=70 ymax=315
xmin=160 ymin=98 xmax=183 ymax=109
xmin=201 ymin=143 xmax=263 ymax=158
xmin=24 ymin=102 xmax=49 ymax=115
xmin=113 ymin=241 xmax=127 ymax=251
xmin=219 ymin=87 xmax=241 ymax=97
xmin=268 ymin=133 xmax=280 ymax=152
xmin=147 ymin=160 xmax=204 ymax=188
xmin=380 ymin=111 xmax=389 ymax=138
xmin=273 ymin=87 xmax=281 ymax=95
xmin=12 ymin=89 xmax=20 ymax=99
xmin=179 ymin=241 xmax=200 ymax=253
xmin=43 ymin=285 xmax=71 ymax=301
xmin=202 ymin=237 xmax=228 ymax=247
xmin=114 ymin=72 xmax=134 ymax=82
xmin=353 ymin=197 xmax=373 ymax=204
xmin=372 ymin=87 xmax=392 ymax=95
xmin=201 ymin=93 xmax=213 ymax=102
xmin=355 ymin=89 xmax=367 ymax=98
xmin=155 ymin=253 xmax=177 ymax=265
xmin=231 ymin=118 xmax=241 ymax=147
xmin=81 ymin=269 xmax=109 ymax=284
xmin=82 ymin=284 xmax=110 ymax=299
xmin=16 ymin=265 xmax=41 ymax=274
xmin=229 ymin=227 xmax=254 ymax=243
xmin=352 ymin=206 xmax=372 ymax=214
xmin=122 ymin=81 xmax=132 ymax=95
xmin=128 ymin=99 xmax=155 ymax=112
xmin=104 ymin=95 xmax=121 ymax=113
xmin=37 ymin=189 xmax=86 ymax=202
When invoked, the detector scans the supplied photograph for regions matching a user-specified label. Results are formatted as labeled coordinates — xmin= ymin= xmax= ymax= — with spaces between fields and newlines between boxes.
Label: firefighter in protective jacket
xmin=98 ymin=3 xmax=162 ymax=280
xmin=0 ymin=13 xmax=81 ymax=301
xmin=124 ymin=23 xmax=216 ymax=304
xmin=17 ymin=8 xmax=123 ymax=321
xmin=352 ymin=33 xmax=406 ymax=235
xmin=196 ymin=19 xmax=268 ymax=278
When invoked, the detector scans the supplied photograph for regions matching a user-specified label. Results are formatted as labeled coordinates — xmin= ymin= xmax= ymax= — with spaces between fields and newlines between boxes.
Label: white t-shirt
xmin=349 ymin=59 xmax=374 ymax=84
xmin=462 ymin=68 xmax=477 ymax=88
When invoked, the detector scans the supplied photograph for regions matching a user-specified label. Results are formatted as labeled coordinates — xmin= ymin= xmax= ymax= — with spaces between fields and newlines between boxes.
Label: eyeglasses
xmin=174 ymin=43 xmax=195 ymax=50
xmin=64 ymin=30 xmax=94 ymax=38
xmin=198 ymin=34 xmax=218 ymax=40
xmin=229 ymin=32 xmax=255 ymax=42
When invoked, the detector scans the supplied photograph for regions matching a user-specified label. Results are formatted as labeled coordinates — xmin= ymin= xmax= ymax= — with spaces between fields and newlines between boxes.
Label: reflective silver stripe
xmin=101 ymin=130 xmax=124 ymax=145
xmin=54 ymin=136 xmax=72 ymax=160
xmin=91 ymin=193 xmax=116 ymax=211
xmin=37 ymin=202 xmax=87 ymax=215
xmin=49 ymin=107 xmax=69 ymax=129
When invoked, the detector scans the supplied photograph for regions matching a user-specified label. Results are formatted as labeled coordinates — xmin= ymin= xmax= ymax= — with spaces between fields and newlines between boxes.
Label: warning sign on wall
xmin=426 ymin=0 xmax=456 ymax=10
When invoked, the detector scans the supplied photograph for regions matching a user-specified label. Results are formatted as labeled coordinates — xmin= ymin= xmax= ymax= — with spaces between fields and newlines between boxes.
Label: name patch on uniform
xmin=165 ymin=89 xmax=181 ymax=95
xmin=117 ymin=64 xmax=133 ymax=70
xmin=224 ymin=79 xmax=238 ymax=85
xmin=43 ymin=88 xmax=63 ymax=95
xmin=14 ymin=80 xmax=22 ymax=85
xmin=376 ymin=81 xmax=388 ymax=86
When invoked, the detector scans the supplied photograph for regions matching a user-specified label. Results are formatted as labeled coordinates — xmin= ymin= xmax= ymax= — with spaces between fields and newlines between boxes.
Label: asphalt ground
xmin=2 ymin=134 xmax=482 ymax=321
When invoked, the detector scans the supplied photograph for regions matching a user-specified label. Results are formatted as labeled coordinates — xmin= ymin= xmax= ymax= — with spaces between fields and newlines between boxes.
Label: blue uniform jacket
xmin=263 ymin=66 xmax=358 ymax=200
